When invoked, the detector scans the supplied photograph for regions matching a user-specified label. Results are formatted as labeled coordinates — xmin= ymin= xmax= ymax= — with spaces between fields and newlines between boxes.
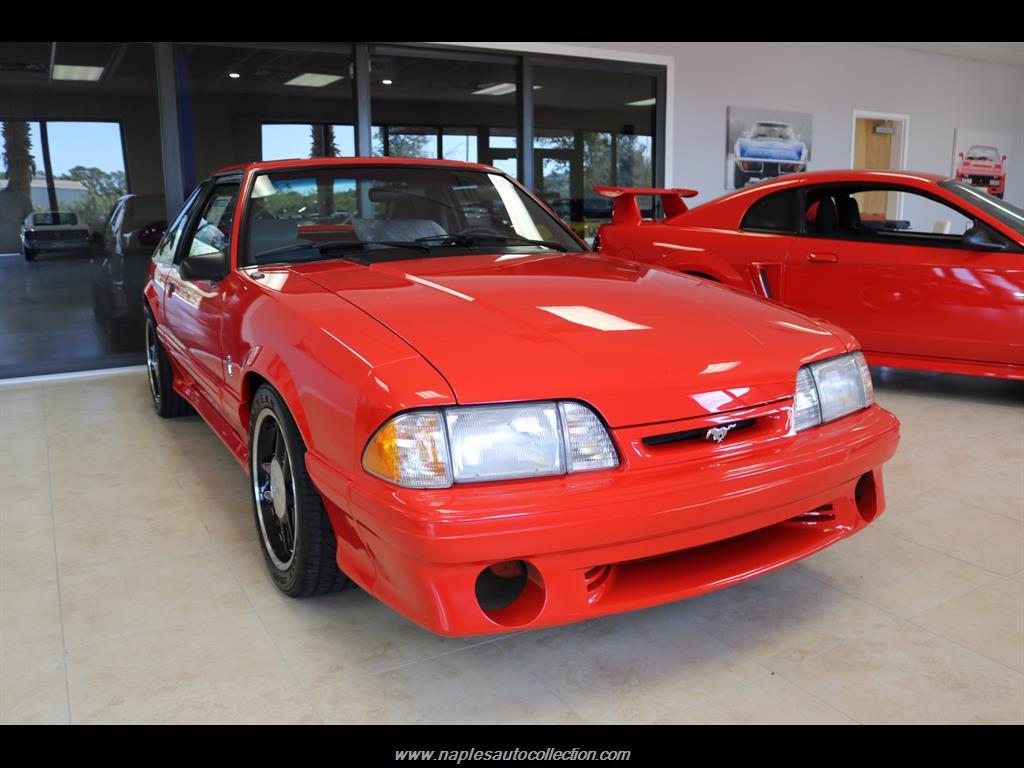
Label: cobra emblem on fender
xmin=706 ymin=423 xmax=737 ymax=444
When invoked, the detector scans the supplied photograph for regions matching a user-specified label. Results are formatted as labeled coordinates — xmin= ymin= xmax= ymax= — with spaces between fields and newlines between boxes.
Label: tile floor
xmin=1 ymin=368 xmax=1022 ymax=724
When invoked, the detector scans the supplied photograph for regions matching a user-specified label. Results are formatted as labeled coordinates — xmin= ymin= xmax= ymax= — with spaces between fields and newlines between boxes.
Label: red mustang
xmin=596 ymin=170 xmax=1024 ymax=381
xmin=144 ymin=158 xmax=899 ymax=636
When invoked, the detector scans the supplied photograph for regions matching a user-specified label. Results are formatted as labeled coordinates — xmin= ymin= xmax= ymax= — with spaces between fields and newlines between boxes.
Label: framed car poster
xmin=952 ymin=128 xmax=1012 ymax=199
xmin=726 ymin=106 xmax=813 ymax=190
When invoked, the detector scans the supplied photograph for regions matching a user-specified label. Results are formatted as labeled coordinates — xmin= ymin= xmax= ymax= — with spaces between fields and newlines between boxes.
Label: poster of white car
xmin=726 ymin=106 xmax=813 ymax=189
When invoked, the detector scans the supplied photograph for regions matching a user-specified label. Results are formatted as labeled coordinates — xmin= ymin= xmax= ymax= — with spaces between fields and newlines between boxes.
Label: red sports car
xmin=596 ymin=171 xmax=1024 ymax=381
xmin=144 ymin=158 xmax=899 ymax=636
xmin=956 ymin=145 xmax=1007 ymax=198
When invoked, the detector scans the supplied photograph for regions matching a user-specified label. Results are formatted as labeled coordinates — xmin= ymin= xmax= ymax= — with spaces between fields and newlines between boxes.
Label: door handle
xmin=167 ymin=282 xmax=177 ymax=295
xmin=808 ymin=252 xmax=838 ymax=263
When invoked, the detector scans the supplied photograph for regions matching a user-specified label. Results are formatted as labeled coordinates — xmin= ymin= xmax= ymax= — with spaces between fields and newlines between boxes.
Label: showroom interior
xmin=0 ymin=41 xmax=1021 ymax=726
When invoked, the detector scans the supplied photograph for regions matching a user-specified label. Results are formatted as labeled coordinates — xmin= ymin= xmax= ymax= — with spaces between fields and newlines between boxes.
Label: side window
xmin=153 ymin=187 xmax=202 ymax=265
xmin=806 ymin=185 xmax=974 ymax=241
xmin=181 ymin=182 xmax=240 ymax=262
xmin=741 ymin=189 xmax=800 ymax=232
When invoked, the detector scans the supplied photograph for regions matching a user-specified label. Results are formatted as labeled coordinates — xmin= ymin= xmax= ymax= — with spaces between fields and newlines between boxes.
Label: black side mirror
xmin=180 ymin=250 xmax=227 ymax=281
xmin=139 ymin=222 xmax=166 ymax=248
xmin=962 ymin=226 xmax=1006 ymax=252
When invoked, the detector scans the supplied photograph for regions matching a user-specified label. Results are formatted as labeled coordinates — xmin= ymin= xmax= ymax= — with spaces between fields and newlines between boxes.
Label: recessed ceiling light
xmin=284 ymin=72 xmax=343 ymax=88
xmin=381 ymin=79 xmax=393 ymax=85
xmin=52 ymin=64 xmax=104 ymax=82
xmin=626 ymin=98 xmax=657 ymax=107
xmin=228 ymin=72 xmax=241 ymax=79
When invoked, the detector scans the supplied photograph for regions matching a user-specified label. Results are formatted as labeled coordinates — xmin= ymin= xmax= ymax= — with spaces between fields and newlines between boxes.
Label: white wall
xmin=495 ymin=42 xmax=1024 ymax=208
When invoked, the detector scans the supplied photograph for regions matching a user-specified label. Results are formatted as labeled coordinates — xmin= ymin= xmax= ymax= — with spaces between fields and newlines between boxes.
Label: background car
xmin=141 ymin=157 xmax=898 ymax=637
xmin=733 ymin=121 xmax=808 ymax=187
xmin=595 ymin=171 xmax=1024 ymax=381
xmin=90 ymin=194 xmax=166 ymax=343
xmin=955 ymin=144 xmax=1007 ymax=198
xmin=20 ymin=210 xmax=91 ymax=261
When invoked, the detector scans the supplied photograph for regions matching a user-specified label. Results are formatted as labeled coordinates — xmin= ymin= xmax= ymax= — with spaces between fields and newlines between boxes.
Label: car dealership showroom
xmin=0 ymin=41 xmax=1021 ymax=731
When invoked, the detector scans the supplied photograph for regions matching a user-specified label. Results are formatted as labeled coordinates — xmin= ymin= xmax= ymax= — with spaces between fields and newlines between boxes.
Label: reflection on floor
xmin=1 ymin=369 xmax=1021 ymax=724
xmin=0 ymin=252 xmax=144 ymax=379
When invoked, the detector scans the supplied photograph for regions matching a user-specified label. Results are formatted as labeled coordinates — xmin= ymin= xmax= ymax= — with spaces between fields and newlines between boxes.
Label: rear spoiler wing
xmin=594 ymin=186 xmax=699 ymax=225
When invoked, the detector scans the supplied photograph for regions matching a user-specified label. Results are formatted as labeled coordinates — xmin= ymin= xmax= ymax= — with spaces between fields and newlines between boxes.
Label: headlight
xmin=363 ymin=401 xmax=618 ymax=488
xmin=794 ymin=351 xmax=873 ymax=432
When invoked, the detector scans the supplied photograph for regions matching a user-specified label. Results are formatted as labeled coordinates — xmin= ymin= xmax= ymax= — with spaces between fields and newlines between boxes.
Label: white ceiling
xmin=874 ymin=42 xmax=1024 ymax=68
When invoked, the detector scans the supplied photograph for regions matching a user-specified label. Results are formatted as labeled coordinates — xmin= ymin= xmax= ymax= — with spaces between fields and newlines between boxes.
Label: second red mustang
xmin=596 ymin=170 xmax=1024 ymax=381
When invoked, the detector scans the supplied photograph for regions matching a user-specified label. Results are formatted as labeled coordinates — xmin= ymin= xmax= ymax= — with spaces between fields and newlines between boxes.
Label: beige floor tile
xmin=498 ymin=603 xmax=769 ymax=723
xmin=686 ymin=568 xmax=897 ymax=667
xmin=220 ymin=539 xmax=290 ymax=608
xmin=914 ymin=578 xmax=1024 ymax=672
xmin=192 ymin=492 xmax=255 ymax=549
xmin=0 ymin=654 xmax=69 ymax=725
xmin=794 ymin=526 xmax=998 ymax=617
xmin=257 ymin=588 xmax=485 ymax=691
xmin=312 ymin=642 xmax=584 ymax=724
xmin=1 ymin=579 xmax=63 ymax=661
xmin=877 ymin=492 xmax=1023 ymax=575
xmin=66 ymin=610 xmax=315 ymax=724
xmin=59 ymin=549 xmax=250 ymax=649
xmin=1 ymin=525 xmax=58 ymax=591
xmin=0 ymin=384 xmax=45 ymax=417
xmin=55 ymin=503 xmax=214 ymax=579
xmin=1 ymin=491 xmax=54 ymax=535
xmin=776 ymin=620 xmax=1024 ymax=724
xmin=667 ymin=674 xmax=856 ymax=725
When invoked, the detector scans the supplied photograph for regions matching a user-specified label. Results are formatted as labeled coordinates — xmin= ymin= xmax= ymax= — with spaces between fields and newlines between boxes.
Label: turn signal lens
xmin=362 ymin=411 xmax=452 ymax=489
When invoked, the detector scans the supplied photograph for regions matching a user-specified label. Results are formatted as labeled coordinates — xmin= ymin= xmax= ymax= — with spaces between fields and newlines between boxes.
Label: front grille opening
xmin=643 ymin=418 xmax=757 ymax=447
xmin=788 ymin=504 xmax=836 ymax=524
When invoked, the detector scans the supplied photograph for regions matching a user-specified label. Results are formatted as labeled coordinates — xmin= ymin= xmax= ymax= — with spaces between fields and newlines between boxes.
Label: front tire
xmin=733 ymin=166 xmax=749 ymax=188
xmin=23 ymin=246 xmax=35 ymax=261
xmin=249 ymin=384 xmax=348 ymax=598
xmin=145 ymin=310 xmax=192 ymax=418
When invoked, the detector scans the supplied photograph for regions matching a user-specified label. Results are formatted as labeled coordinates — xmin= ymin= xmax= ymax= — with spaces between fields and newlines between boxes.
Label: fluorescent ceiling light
xmin=627 ymin=97 xmax=657 ymax=106
xmin=284 ymin=72 xmax=343 ymax=88
xmin=52 ymin=65 xmax=104 ymax=81
xmin=228 ymin=72 xmax=241 ymax=79
xmin=473 ymin=83 xmax=543 ymax=96
xmin=381 ymin=79 xmax=393 ymax=85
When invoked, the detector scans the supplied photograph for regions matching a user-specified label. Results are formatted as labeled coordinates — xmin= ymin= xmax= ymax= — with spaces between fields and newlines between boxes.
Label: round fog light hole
xmin=475 ymin=560 xmax=545 ymax=627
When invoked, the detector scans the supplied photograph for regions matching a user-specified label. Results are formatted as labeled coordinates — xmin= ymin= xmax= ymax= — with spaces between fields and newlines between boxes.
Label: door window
xmin=804 ymin=186 xmax=976 ymax=244
xmin=182 ymin=182 xmax=240 ymax=261
xmin=153 ymin=187 xmax=203 ymax=265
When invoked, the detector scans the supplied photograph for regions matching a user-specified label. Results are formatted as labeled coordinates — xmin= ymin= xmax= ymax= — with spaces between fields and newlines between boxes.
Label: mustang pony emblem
xmin=706 ymin=424 xmax=737 ymax=444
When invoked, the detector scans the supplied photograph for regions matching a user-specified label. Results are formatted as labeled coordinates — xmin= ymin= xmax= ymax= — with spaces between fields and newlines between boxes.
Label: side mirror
xmin=958 ymin=152 xmax=965 ymax=160
xmin=962 ymin=226 xmax=1006 ymax=252
xmin=180 ymin=250 xmax=227 ymax=281
xmin=139 ymin=222 xmax=166 ymax=248
xmin=1003 ymin=155 xmax=1008 ymax=163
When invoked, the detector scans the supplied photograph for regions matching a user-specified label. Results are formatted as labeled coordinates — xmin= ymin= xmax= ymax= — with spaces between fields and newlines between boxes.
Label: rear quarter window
xmin=740 ymin=190 xmax=800 ymax=232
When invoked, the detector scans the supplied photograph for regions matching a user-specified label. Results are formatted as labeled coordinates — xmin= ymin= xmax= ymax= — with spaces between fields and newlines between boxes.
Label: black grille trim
xmin=642 ymin=418 xmax=757 ymax=447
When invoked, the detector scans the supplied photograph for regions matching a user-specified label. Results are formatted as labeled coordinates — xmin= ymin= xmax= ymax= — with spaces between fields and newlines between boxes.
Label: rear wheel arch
xmin=681 ymin=270 xmax=721 ymax=283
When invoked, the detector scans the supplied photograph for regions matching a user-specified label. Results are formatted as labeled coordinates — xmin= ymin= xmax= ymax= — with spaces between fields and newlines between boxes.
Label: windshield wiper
xmin=252 ymin=239 xmax=432 ymax=264
xmin=415 ymin=233 xmax=568 ymax=252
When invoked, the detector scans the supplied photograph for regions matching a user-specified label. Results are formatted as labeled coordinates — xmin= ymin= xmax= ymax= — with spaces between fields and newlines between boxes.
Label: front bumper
xmin=308 ymin=403 xmax=900 ymax=636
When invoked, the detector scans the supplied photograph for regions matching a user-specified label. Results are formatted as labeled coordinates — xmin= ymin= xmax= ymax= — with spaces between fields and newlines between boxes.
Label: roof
xmin=740 ymin=169 xmax=949 ymax=192
xmin=213 ymin=156 xmax=498 ymax=177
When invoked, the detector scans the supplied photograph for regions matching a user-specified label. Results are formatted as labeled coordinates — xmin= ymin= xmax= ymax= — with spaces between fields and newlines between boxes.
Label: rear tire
xmin=249 ymin=384 xmax=348 ymax=598
xmin=733 ymin=166 xmax=749 ymax=189
xmin=145 ymin=310 xmax=192 ymax=418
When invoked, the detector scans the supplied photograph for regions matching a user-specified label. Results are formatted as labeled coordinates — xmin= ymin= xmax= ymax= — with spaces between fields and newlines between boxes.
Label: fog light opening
xmin=855 ymin=471 xmax=879 ymax=522
xmin=475 ymin=560 xmax=545 ymax=627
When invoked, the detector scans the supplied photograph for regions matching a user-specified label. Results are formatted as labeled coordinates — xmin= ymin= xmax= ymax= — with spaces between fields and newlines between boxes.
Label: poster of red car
xmin=952 ymin=128 xmax=1012 ymax=199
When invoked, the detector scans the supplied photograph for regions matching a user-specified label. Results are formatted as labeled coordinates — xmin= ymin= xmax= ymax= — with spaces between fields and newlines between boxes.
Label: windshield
xmin=32 ymin=212 xmax=78 ymax=226
xmin=965 ymin=146 xmax=999 ymax=162
xmin=749 ymin=123 xmax=795 ymax=141
xmin=940 ymin=179 xmax=1024 ymax=237
xmin=244 ymin=166 xmax=584 ymax=265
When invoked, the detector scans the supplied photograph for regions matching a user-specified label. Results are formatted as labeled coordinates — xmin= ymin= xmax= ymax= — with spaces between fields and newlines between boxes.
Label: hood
xmin=293 ymin=253 xmax=851 ymax=427
xmin=737 ymin=138 xmax=803 ymax=161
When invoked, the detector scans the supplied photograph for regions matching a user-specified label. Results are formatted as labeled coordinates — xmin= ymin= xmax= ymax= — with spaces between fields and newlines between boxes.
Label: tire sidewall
xmin=249 ymin=387 xmax=307 ymax=594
